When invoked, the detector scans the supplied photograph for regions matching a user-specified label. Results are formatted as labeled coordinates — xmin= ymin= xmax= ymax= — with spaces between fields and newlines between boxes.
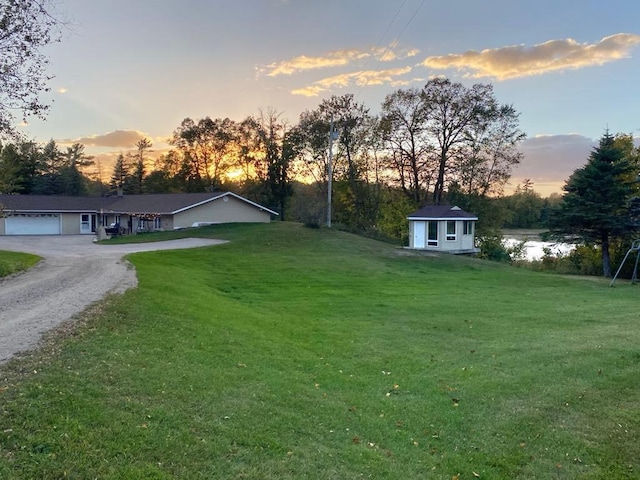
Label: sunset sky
xmin=22 ymin=0 xmax=640 ymax=196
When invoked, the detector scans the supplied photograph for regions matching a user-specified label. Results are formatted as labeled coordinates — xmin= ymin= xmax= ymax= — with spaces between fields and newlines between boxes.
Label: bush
xmin=477 ymin=235 xmax=511 ymax=262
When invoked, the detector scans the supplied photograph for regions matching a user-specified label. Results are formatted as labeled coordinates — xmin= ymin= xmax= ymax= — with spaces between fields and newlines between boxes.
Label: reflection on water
xmin=503 ymin=238 xmax=575 ymax=261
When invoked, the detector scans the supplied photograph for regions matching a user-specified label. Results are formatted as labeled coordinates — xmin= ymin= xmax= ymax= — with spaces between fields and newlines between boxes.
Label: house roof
xmin=0 ymin=194 xmax=109 ymax=212
xmin=0 ymin=192 xmax=278 ymax=216
xmin=407 ymin=205 xmax=478 ymax=220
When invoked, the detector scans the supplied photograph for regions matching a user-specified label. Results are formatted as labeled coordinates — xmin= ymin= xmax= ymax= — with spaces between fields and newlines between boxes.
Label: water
xmin=503 ymin=238 xmax=575 ymax=261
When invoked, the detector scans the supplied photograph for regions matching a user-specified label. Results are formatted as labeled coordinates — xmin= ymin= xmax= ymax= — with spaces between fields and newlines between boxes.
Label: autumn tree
xmin=143 ymin=150 xmax=183 ymax=193
xmin=548 ymin=132 xmax=639 ymax=277
xmin=235 ymin=116 xmax=262 ymax=185
xmin=246 ymin=108 xmax=295 ymax=219
xmin=0 ymin=0 xmax=63 ymax=138
xmin=294 ymin=94 xmax=380 ymax=229
xmin=170 ymin=117 xmax=237 ymax=190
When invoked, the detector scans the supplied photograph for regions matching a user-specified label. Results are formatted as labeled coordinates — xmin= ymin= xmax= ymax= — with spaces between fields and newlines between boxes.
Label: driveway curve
xmin=0 ymin=235 xmax=225 ymax=363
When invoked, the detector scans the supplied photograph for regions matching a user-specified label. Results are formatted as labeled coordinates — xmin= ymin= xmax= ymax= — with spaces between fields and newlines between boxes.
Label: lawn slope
xmin=0 ymin=251 xmax=40 ymax=278
xmin=1 ymin=223 xmax=638 ymax=479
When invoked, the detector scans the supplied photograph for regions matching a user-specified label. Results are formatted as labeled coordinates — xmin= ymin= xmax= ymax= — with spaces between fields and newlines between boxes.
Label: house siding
xmin=173 ymin=196 xmax=271 ymax=229
xmin=0 ymin=192 xmax=275 ymax=236
xmin=61 ymin=213 xmax=82 ymax=235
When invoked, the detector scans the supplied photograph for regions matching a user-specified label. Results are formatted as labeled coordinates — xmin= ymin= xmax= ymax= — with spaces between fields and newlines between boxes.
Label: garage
xmin=5 ymin=214 xmax=61 ymax=235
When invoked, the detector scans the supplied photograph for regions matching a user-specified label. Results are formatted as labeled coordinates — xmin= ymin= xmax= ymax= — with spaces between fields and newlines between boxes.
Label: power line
xmin=390 ymin=0 xmax=427 ymax=49
xmin=353 ymin=0 xmax=427 ymax=101
xmin=372 ymin=0 xmax=409 ymax=53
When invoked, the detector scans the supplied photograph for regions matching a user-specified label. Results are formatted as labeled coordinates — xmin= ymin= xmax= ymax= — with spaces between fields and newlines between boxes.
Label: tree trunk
xmin=433 ymin=151 xmax=447 ymax=205
xmin=601 ymin=232 xmax=611 ymax=277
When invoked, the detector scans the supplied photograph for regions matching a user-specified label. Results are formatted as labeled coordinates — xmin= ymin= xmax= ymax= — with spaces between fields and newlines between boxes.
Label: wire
xmin=373 ymin=0 xmax=409 ymax=53
xmin=390 ymin=0 xmax=427 ymax=48
xmin=353 ymin=0 xmax=427 ymax=101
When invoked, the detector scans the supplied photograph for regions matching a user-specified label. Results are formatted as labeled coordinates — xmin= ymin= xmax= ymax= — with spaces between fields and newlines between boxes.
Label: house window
xmin=463 ymin=220 xmax=473 ymax=235
xmin=154 ymin=217 xmax=161 ymax=229
xmin=446 ymin=220 xmax=456 ymax=241
xmin=427 ymin=220 xmax=438 ymax=246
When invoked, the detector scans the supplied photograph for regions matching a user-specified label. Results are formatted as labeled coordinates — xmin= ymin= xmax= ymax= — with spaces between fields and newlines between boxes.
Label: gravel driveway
xmin=0 ymin=235 xmax=225 ymax=363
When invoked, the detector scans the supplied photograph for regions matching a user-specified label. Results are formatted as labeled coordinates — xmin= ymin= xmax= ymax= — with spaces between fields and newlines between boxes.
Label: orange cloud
xmin=265 ymin=49 xmax=369 ymax=76
xmin=420 ymin=33 xmax=640 ymax=80
xmin=263 ymin=45 xmax=419 ymax=77
xmin=292 ymin=67 xmax=412 ymax=97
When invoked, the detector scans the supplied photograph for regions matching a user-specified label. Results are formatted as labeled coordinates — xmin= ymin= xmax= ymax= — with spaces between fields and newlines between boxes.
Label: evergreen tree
xmin=109 ymin=153 xmax=131 ymax=194
xmin=549 ymin=132 xmax=639 ymax=277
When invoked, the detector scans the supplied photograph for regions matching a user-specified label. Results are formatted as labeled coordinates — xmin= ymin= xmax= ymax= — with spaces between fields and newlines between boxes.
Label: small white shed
xmin=407 ymin=205 xmax=479 ymax=254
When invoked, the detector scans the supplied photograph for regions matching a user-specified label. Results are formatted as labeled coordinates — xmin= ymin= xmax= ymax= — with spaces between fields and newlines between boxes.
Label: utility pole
xmin=327 ymin=117 xmax=338 ymax=227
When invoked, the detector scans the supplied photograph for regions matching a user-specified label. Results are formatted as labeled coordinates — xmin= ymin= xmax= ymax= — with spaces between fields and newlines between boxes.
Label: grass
xmin=1 ymin=222 xmax=639 ymax=479
xmin=0 ymin=250 xmax=40 ymax=278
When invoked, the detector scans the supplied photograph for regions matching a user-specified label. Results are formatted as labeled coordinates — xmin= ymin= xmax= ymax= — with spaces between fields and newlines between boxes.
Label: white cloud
xmin=420 ymin=33 xmax=640 ymax=80
xmin=262 ymin=45 xmax=420 ymax=77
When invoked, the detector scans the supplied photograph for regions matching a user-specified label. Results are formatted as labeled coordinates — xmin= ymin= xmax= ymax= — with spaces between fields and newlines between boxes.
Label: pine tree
xmin=549 ymin=132 xmax=638 ymax=276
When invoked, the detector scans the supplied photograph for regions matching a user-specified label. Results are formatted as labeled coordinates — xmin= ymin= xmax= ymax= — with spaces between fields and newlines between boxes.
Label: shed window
xmin=446 ymin=220 xmax=456 ymax=241
xmin=463 ymin=220 xmax=473 ymax=235
xmin=427 ymin=220 xmax=438 ymax=246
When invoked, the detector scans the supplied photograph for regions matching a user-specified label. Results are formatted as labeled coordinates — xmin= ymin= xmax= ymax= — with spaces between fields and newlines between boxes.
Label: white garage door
xmin=5 ymin=214 xmax=61 ymax=235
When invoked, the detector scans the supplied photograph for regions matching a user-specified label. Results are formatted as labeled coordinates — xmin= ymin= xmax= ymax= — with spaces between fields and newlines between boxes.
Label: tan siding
xmin=0 ymin=218 xmax=5 ymax=235
xmin=160 ymin=215 xmax=174 ymax=230
xmin=61 ymin=213 xmax=81 ymax=234
xmin=173 ymin=196 xmax=271 ymax=229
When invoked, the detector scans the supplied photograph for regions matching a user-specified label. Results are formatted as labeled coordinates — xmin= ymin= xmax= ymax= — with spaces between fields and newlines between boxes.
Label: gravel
xmin=0 ymin=235 xmax=225 ymax=363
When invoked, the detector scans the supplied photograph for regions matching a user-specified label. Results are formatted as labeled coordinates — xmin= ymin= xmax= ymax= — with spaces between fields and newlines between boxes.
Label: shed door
xmin=5 ymin=214 xmax=61 ymax=235
xmin=413 ymin=221 xmax=426 ymax=248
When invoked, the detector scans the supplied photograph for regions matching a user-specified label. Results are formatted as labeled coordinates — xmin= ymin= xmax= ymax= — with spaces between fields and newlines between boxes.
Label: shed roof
xmin=407 ymin=205 xmax=477 ymax=220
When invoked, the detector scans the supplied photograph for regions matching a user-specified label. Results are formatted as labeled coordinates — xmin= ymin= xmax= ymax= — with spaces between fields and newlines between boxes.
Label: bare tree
xmin=380 ymin=88 xmax=435 ymax=206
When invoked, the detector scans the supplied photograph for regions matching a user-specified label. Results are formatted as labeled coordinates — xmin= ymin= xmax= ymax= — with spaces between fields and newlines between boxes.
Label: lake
xmin=503 ymin=238 xmax=575 ymax=261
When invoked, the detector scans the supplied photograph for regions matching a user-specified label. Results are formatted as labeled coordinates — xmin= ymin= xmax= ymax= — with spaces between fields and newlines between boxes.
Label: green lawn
xmin=0 ymin=250 xmax=40 ymax=278
xmin=1 ymin=223 xmax=638 ymax=479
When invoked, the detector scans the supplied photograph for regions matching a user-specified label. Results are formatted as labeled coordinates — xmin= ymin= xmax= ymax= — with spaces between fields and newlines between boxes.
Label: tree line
xmin=0 ymin=79 xmax=526 ymax=236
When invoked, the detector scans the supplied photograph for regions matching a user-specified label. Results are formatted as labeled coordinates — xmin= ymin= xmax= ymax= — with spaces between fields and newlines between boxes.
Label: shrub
xmin=477 ymin=235 xmax=511 ymax=262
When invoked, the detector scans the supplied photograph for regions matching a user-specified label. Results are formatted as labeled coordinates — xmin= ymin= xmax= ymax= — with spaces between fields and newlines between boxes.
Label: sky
xmin=21 ymin=0 xmax=640 ymax=196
